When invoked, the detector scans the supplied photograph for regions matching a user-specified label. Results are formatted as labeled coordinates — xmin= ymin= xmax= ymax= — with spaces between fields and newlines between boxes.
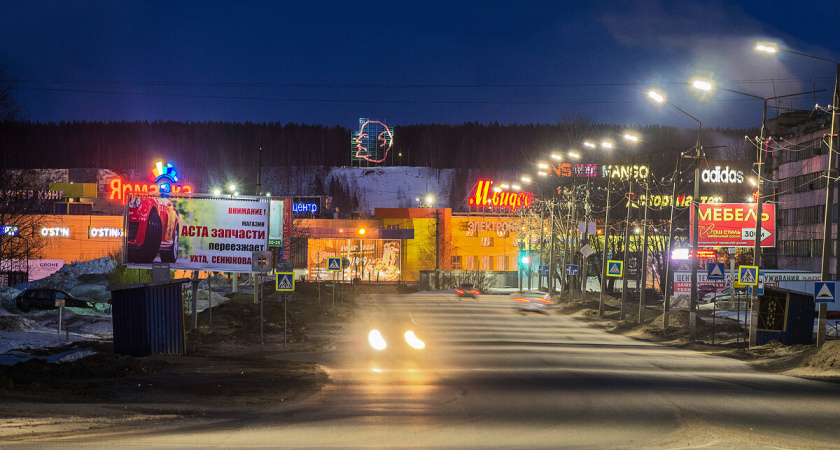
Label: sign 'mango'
xmin=468 ymin=180 xmax=534 ymax=212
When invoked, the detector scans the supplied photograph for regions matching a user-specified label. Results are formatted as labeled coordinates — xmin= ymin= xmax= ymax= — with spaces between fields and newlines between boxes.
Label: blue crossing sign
xmin=276 ymin=272 xmax=295 ymax=292
xmin=538 ymin=265 xmax=549 ymax=277
xmin=327 ymin=257 xmax=341 ymax=272
xmin=565 ymin=264 xmax=579 ymax=276
xmin=814 ymin=281 xmax=837 ymax=303
xmin=738 ymin=265 xmax=759 ymax=286
xmin=707 ymin=263 xmax=726 ymax=280
xmin=606 ymin=260 xmax=623 ymax=278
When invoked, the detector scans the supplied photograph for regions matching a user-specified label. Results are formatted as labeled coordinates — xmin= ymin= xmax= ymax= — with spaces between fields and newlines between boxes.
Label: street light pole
xmin=599 ymin=176 xmax=612 ymax=317
xmin=639 ymin=155 xmax=651 ymax=324
xmin=648 ymin=90 xmax=702 ymax=341
xmin=757 ymin=44 xmax=840 ymax=347
xmin=663 ymin=156 xmax=681 ymax=328
xmin=621 ymin=177 xmax=632 ymax=321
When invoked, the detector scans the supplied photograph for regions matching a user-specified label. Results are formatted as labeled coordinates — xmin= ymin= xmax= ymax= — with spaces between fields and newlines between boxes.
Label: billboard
xmin=308 ymin=238 xmax=401 ymax=281
xmin=690 ymin=203 xmax=775 ymax=248
xmin=125 ymin=196 xmax=269 ymax=273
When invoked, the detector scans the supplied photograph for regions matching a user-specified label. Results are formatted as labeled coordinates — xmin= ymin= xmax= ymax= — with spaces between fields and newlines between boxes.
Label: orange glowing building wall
xmin=30 ymin=215 xmax=125 ymax=263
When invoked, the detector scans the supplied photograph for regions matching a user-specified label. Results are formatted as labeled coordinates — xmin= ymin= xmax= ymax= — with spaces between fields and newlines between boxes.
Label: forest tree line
xmin=0 ymin=119 xmax=752 ymax=173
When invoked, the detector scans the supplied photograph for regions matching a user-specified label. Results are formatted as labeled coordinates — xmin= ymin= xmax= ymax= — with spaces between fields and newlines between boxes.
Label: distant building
xmin=771 ymin=110 xmax=835 ymax=276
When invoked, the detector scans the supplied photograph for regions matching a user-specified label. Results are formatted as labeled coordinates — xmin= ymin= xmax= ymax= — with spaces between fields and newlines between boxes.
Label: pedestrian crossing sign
xmin=328 ymin=257 xmax=341 ymax=272
xmin=738 ymin=265 xmax=759 ymax=286
xmin=606 ymin=260 xmax=623 ymax=278
xmin=276 ymin=272 xmax=295 ymax=292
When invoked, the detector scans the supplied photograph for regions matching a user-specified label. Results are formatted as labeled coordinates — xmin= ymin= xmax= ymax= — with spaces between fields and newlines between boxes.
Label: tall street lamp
xmin=691 ymin=78 xmax=823 ymax=347
xmin=648 ymin=89 xmax=702 ymax=342
xmin=756 ymin=42 xmax=840 ymax=347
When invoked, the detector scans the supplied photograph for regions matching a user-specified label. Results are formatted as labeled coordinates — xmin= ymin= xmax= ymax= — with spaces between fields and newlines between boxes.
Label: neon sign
xmin=549 ymin=163 xmax=598 ymax=177
xmin=41 ymin=227 xmax=70 ymax=237
xmin=108 ymin=161 xmax=193 ymax=202
xmin=701 ymin=166 xmax=745 ymax=184
xmin=0 ymin=225 xmax=18 ymax=236
xmin=352 ymin=118 xmax=394 ymax=164
xmin=90 ymin=227 xmax=123 ymax=238
xmin=602 ymin=165 xmax=649 ymax=179
xmin=468 ymin=180 xmax=534 ymax=212
xmin=293 ymin=203 xmax=319 ymax=214
xmin=638 ymin=194 xmax=723 ymax=207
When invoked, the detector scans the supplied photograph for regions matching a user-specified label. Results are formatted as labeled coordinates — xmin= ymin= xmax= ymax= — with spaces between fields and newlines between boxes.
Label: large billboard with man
xmin=125 ymin=196 xmax=269 ymax=273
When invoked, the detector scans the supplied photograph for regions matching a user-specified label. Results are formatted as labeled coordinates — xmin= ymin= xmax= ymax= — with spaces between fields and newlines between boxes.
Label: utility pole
xmin=621 ymin=178 xmax=633 ymax=321
xmin=435 ymin=208 xmax=440 ymax=290
xmin=538 ymin=206 xmax=545 ymax=290
xmin=689 ymin=144 xmax=702 ymax=342
xmin=819 ymin=63 xmax=840 ymax=347
xmin=580 ymin=178 xmax=591 ymax=299
xmin=663 ymin=157 xmax=681 ymax=328
xmin=548 ymin=200 xmax=556 ymax=296
xmin=599 ymin=176 xmax=612 ymax=317
xmin=639 ymin=156 xmax=651 ymax=324
xmin=569 ymin=180 xmax=577 ymax=300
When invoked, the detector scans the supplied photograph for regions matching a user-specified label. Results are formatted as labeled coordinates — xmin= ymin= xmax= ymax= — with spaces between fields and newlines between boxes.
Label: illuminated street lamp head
xmin=600 ymin=142 xmax=613 ymax=149
xmin=537 ymin=171 xmax=548 ymax=177
xmin=691 ymin=79 xmax=713 ymax=91
xmin=755 ymin=43 xmax=778 ymax=54
xmin=358 ymin=228 xmax=366 ymax=235
xmin=493 ymin=186 xmax=502 ymax=193
xmin=228 ymin=183 xmax=237 ymax=192
xmin=550 ymin=153 xmax=563 ymax=161
xmin=511 ymin=184 xmax=521 ymax=191
xmin=648 ymin=90 xmax=665 ymax=103
xmin=500 ymin=183 xmax=510 ymax=189
xmin=568 ymin=152 xmax=580 ymax=159
xmin=583 ymin=141 xmax=596 ymax=148
xmin=749 ymin=177 xmax=757 ymax=186
xmin=425 ymin=195 xmax=434 ymax=205
xmin=538 ymin=162 xmax=549 ymax=169
xmin=213 ymin=188 xmax=221 ymax=196
xmin=622 ymin=134 xmax=639 ymax=142
xmin=521 ymin=176 xmax=532 ymax=183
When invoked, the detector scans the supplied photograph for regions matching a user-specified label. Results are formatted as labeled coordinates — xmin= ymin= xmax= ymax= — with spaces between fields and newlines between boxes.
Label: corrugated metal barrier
xmin=110 ymin=278 xmax=191 ymax=357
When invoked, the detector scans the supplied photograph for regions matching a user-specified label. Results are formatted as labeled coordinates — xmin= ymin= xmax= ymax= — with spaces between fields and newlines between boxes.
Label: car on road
xmin=514 ymin=290 xmax=552 ymax=311
xmin=357 ymin=314 xmax=427 ymax=366
xmin=702 ymin=286 xmax=748 ymax=303
xmin=127 ymin=196 xmax=180 ymax=264
xmin=15 ymin=288 xmax=93 ymax=312
xmin=456 ymin=283 xmax=481 ymax=298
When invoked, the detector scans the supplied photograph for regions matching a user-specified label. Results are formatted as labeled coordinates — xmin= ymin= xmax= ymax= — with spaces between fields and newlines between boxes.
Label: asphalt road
xmin=17 ymin=292 xmax=840 ymax=448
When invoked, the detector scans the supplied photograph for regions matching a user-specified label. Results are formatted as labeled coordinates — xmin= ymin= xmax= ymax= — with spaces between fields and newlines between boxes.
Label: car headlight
xmin=368 ymin=329 xmax=387 ymax=350
xmin=404 ymin=330 xmax=425 ymax=349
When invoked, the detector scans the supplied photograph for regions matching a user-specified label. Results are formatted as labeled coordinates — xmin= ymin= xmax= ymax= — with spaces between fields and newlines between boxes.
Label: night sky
xmin=2 ymin=0 xmax=839 ymax=130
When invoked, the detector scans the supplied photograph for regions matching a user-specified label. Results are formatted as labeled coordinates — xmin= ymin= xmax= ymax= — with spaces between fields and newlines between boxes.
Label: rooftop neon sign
xmin=468 ymin=180 xmax=533 ymax=212
xmin=108 ymin=161 xmax=193 ymax=202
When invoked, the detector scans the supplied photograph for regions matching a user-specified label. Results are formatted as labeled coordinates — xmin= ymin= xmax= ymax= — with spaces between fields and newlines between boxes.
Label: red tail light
xmin=515 ymin=297 xmax=530 ymax=303
xmin=471 ymin=290 xmax=480 ymax=295
xmin=456 ymin=289 xmax=464 ymax=294
xmin=537 ymin=297 xmax=551 ymax=303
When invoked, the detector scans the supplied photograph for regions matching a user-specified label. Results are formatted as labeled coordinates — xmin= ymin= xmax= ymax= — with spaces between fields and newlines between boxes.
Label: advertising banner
xmin=690 ymin=203 xmax=775 ymax=248
xmin=125 ymin=196 xmax=269 ymax=273
xmin=308 ymin=238 xmax=401 ymax=282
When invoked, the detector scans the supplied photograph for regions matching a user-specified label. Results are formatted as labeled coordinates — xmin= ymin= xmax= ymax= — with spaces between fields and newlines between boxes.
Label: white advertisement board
xmin=125 ymin=196 xmax=269 ymax=273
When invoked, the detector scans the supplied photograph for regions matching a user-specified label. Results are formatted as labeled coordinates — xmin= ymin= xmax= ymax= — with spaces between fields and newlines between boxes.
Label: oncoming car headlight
xmin=368 ymin=329 xmax=387 ymax=350
xmin=404 ymin=330 xmax=425 ymax=350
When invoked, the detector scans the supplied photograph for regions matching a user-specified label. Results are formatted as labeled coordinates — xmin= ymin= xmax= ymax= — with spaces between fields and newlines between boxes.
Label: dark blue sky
xmin=2 ymin=0 xmax=839 ymax=130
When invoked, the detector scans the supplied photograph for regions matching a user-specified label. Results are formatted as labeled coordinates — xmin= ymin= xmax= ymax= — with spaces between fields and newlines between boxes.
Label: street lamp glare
xmin=568 ymin=152 xmax=581 ymax=159
xmin=749 ymin=177 xmax=757 ymax=186
xmin=648 ymin=90 xmax=665 ymax=103
xmin=601 ymin=142 xmax=613 ymax=149
xmin=691 ymin=79 xmax=713 ymax=91
xmin=511 ymin=184 xmax=521 ymax=190
xmin=358 ymin=228 xmax=366 ymax=235
xmin=493 ymin=186 xmax=502 ymax=193
xmin=550 ymin=153 xmax=563 ymax=161
xmin=583 ymin=141 xmax=596 ymax=148
xmin=537 ymin=171 xmax=548 ymax=177
xmin=538 ymin=163 xmax=549 ymax=169
xmin=500 ymin=183 xmax=510 ymax=189
xmin=521 ymin=176 xmax=532 ymax=183
xmin=755 ymin=43 xmax=778 ymax=54
xmin=213 ymin=188 xmax=221 ymax=196
xmin=425 ymin=195 xmax=434 ymax=204
xmin=622 ymin=134 xmax=638 ymax=142
xmin=228 ymin=183 xmax=236 ymax=192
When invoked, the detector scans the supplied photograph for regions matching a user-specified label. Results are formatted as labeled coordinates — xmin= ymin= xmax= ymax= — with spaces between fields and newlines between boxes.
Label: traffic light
xmin=520 ymin=255 xmax=532 ymax=265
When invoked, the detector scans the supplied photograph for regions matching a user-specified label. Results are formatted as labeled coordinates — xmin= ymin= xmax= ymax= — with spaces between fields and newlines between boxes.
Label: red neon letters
xmin=468 ymin=180 xmax=533 ymax=212
xmin=108 ymin=177 xmax=193 ymax=202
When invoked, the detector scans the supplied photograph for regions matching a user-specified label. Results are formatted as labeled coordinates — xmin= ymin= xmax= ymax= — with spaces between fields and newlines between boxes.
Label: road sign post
xmin=606 ymin=260 xmax=623 ymax=278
